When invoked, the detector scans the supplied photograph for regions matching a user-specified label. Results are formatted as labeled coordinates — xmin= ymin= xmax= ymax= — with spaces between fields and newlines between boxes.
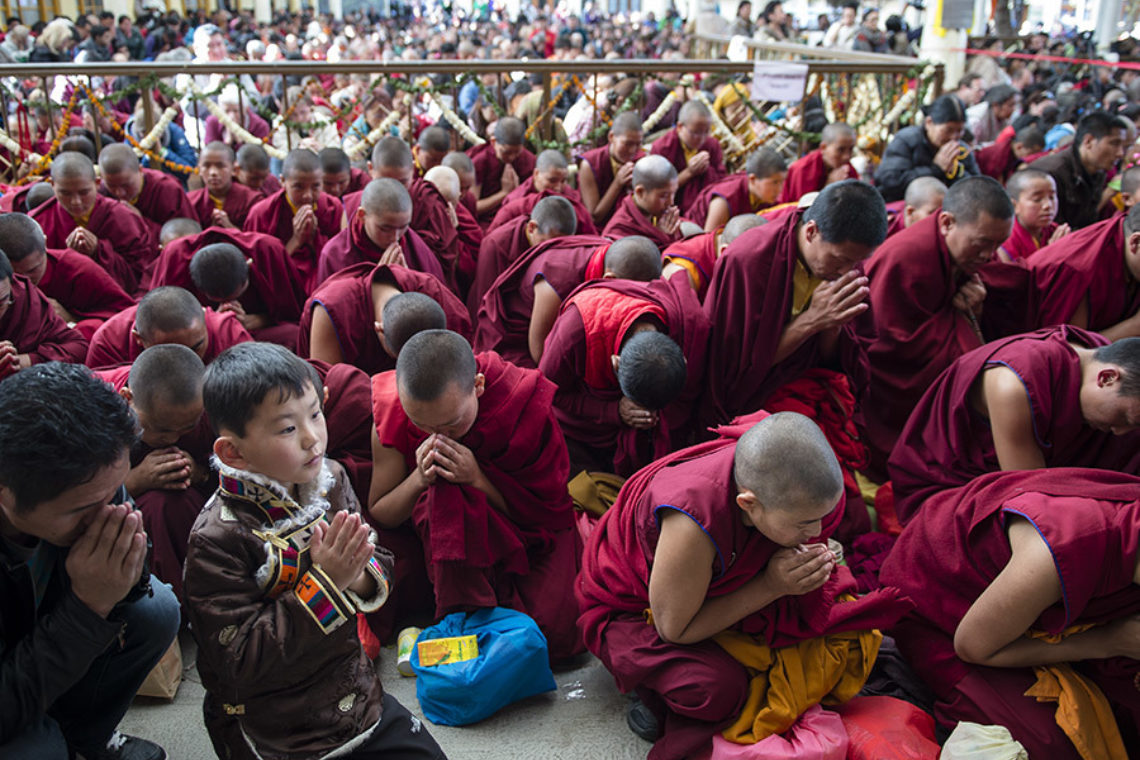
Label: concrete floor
xmin=120 ymin=631 xmax=649 ymax=760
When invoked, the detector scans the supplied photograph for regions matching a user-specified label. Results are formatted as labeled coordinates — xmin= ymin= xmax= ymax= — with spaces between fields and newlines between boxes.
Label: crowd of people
xmin=1 ymin=5 xmax=1140 ymax=760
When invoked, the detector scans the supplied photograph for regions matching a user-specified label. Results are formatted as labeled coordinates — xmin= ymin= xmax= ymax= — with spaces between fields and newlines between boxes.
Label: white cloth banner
xmin=751 ymin=61 xmax=810 ymax=103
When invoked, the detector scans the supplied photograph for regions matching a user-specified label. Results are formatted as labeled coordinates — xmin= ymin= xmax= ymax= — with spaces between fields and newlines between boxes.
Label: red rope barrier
xmin=956 ymin=47 xmax=1140 ymax=71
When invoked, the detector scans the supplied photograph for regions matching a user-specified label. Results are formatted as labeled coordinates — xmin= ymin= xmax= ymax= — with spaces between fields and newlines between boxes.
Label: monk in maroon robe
xmin=996 ymin=169 xmax=1069 ymax=262
xmin=885 ymin=177 xmax=948 ymax=242
xmin=881 ymin=468 xmax=1140 ymax=758
xmin=310 ymin=358 xmax=375 ymax=506
xmin=863 ymin=177 xmax=1014 ymax=475
xmin=577 ymin=112 xmax=645 ymax=228
xmin=778 ymin=124 xmax=859 ymax=204
xmin=578 ymin=411 xmax=911 ymax=760
xmin=319 ymin=147 xmax=370 ymax=200
xmin=98 ymin=145 xmax=196 ymax=240
xmin=889 ymin=326 xmax=1140 ymax=524
xmin=31 ymin=153 xmax=156 ymax=294
xmin=975 ymin=124 xmax=1043 ymax=185
xmin=86 ymin=286 xmax=253 ymax=369
xmin=368 ymin=331 xmax=582 ymax=659
xmin=650 ymin=101 xmax=727 ymax=215
xmin=243 ymin=149 xmax=344 ymax=294
xmin=688 ymin=148 xmax=786 ymax=232
xmin=234 ymin=143 xmax=281 ymax=198
xmin=300 ymin=262 xmax=471 ymax=375
xmin=663 ymin=214 xmax=769 ymax=301
xmin=539 ymin=275 xmax=709 ymax=476
xmin=489 ymin=150 xmax=598 ymax=234
xmin=187 ymin=142 xmax=261 ymax=229
xmin=602 ymin=155 xmax=686 ymax=250
xmin=0 ymin=182 xmax=36 ymax=213
xmin=701 ymin=181 xmax=887 ymax=428
xmin=150 ymin=228 xmax=305 ymax=348
xmin=0 ymin=260 xmax=88 ymax=376
xmin=467 ymin=117 xmax=537 ymax=225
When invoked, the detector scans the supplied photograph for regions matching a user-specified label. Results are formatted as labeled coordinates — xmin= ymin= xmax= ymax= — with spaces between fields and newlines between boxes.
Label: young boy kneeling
xmin=183 ymin=342 xmax=446 ymax=760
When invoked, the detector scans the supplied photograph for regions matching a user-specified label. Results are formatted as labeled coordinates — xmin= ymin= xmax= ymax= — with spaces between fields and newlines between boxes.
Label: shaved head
xmin=382 ymin=291 xmax=447 ymax=356
xmin=535 ymin=149 xmax=568 ymax=173
xmin=530 ymin=195 xmax=578 ymax=235
xmin=128 ymin=344 xmax=206 ymax=413
xmin=618 ymin=330 xmax=686 ymax=411
xmin=159 ymin=217 xmax=203 ymax=247
xmin=417 ymin=126 xmax=450 ymax=153
xmin=820 ymin=122 xmax=855 ymax=144
xmin=734 ymin=412 xmax=843 ymax=510
xmin=1121 ymin=165 xmax=1140 ymax=198
xmin=202 ymin=141 xmax=236 ymax=163
xmin=361 ymin=177 xmax=412 ymax=215
xmin=50 ymin=152 xmax=97 ymax=182
xmin=441 ymin=151 xmax=475 ymax=175
xmin=26 ymin=182 xmax=54 ymax=211
xmin=0 ymin=213 xmax=46 ymax=260
xmin=604 ymin=236 xmax=662 ymax=280
xmin=745 ymin=147 xmax=786 ymax=179
xmin=493 ymin=117 xmax=526 ymax=146
xmin=677 ymin=99 xmax=712 ymax=125
xmin=135 ymin=286 xmax=206 ymax=341
xmin=189 ymin=243 xmax=249 ymax=301
xmin=236 ymin=143 xmax=271 ymax=171
xmin=942 ymin=175 xmax=1014 ymax=224
xmin=396 ymin=329 xmax=476 ymax=402
xmin=98 ymin=143 xmax=141 ymax=175
xmin=59 ymin=135 xmax=97 ymax=161
xmin=721 ymin=214 xmax=767 ymax=245
xmin=1005 ymin=169 xmax=1053 ymax=200
xmin=282 ymin=148 xmax=320 ymax=178
xmin=424 ymin=166 xmax=460 ymax=204
xmin=372 ymin=136 xmax=414 ymax=170
xmin=319 ymin=146 xmax=352 ymax=175
xmin=611 ymin=111 xmax=643 ymax=137
xmin=633 ymin=155 xmax=678 ymax=191
xmin=904 ymin=176 xmax=948 ymax=208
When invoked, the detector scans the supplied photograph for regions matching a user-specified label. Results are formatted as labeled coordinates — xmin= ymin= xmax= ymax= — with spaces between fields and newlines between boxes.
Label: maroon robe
xmin=149 ymin=228 xmax=305 ymax=348
xmin=662 ymin=230 xmax=719 ymax=301
xmin=1000 ymin=217 xmax=1057 ymax=262
xmin=187 ymin=182 xmax=261 ymax=230
xmin=578 ymin=411 xmax=911 ymax=760
xmin=243 ymin=189 xmax=343 ymax=294
xmin=0 ymin=274 xmax=88 ymax=370
xmin=701 ymin=209 xmax=872 ymax=427
xmin=85 ymin=305 xmax=253 ymax=369
xmin=884 ymin=200 xmax=907 ymax=239
xmin=579 ymin=144 xmax=645 ymax=227
xmin=538 ymin=275 xmax=710 ymax=476
xmin=371 ymin=353 xmax=582 ymax=659
xmin=863 ymin=214 xmax=984 ymax=474
xmin=235 ymin=172 xmax=282 ymax=199
xmin=685 ymin=173 xmax=764 ymax=229
xmin=468 ymin=215 xmax=531 ymax=317
xmin=779 ymin=149 xmax=858 ymax=204
xmin=103 ymin=168 xmax=195 ymax=238
xmin=473 ymin=235 xmax=611 ymax=367
xmin=317 ymin=215 xmax=440 ymax=286
xmin=467 ymin=142 xmax=537 ymax=224
xmin=34 ymin=248 xmax=136 ymax=340
xmin=31 ymin=195 xmax=156 ymax=294
xmin=298 ymin=262 xmax=471 ymax=376
xmin=650 ymin=128 xmax=726 ymax=215
xmin=0 ymin=184 xmax=32 ymax=213
xmin=890 ymin=325 xmax=1140 ymax=524
xmin=602 ymin=195 xmax=684 ymax=250
xmin=310 ymin=358 xmax=374 ymax=506
xmin=346 ymin=167 xmax=370 ymax=196
xmin=489 ymin=182 xmax=598 ymax=236
xmin=975 ymin=132 xmax=1021 ymax=184
xmin=881 ymin=469 xmax=1140 ymax=758
xmin=454 ymin=201 xmax=484 ymax=299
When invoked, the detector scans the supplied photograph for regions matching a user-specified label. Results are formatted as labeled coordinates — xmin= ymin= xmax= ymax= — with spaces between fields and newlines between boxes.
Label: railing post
xmin=932 ymin=63 xmax=945 ymax=99
xmin=140 ymin=86 xmax=157 ymax=134
xmin=280 ymin=75 xmax=292 ymax=151
xmin=541 ymin=70 xmax=553 ymax=143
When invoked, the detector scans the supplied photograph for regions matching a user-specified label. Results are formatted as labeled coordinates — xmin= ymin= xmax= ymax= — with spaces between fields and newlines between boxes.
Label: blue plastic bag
xmin=410 ymin=607 xmax=556 ymax=726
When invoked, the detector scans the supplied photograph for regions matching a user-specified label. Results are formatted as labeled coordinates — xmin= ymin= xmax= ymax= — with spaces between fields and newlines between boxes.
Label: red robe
xmin=538 ymin=275 xmax=710 ymax=476
xmin=310 ymin=358 xmax=374 ymax=506
xmin=685 ymin=173 xmax=766 ymax=229
xmin=0 ymin=274 xmax=88 ymax=369
xmin=85 ymin=305 xmax=253 ymax=369
xmin=999 ymin=217 xmax=1057 ymax=262
xmin=701 ymin=209 xmax=871 ymax=427
xmin=468 ymin=215 xmax=530 ymax=317
xmin=884 ymin=200 xmax=907 ymax=239
xmin=371 ymin=353 xmax=582 ymax=659
xmin=889 ymin=326 xmax=1140 ymax=524
xmin=779 ymin=149 xmax=858 ymax=205
xmin=102 ymin=168 xmax=195 ymax=239
xmin=880 ymin=469 xmax=1140 ymax=758
xmin=489 ymin=182 xmax=598 ymax=237
xmin=473 ymin=235 xmax=611 ymax=367
xmin=0 ymin=184 xmax=32 ymax=213
xmin=578 ymin=412 xmax=911 ymax=760
xmin=346 ymin=167 xmax=370 ymax=196
xmin=601 ymin=195 xmax=684 ymax=250
xmin=31 ymin=195 xmax=156 ymax=294
xmin=317 ymin=215 xmax=440 ymax=286
xmin=149 ymin=228 xmax=305 ymax=348
xmin=298 ymin=262 xmax=471 ymax=376
xmin=187 ymin=182 xmax=261 ymax=229
xmin=650 ymin=128 xmax=726 ymax=215
xmin=454 ymin=201 xmax=484 ymax=299
xmin=662 ymin=230 xmax=719 ymax=301
xmin=35 ymin=248 xmax=136 ymax=340
xmin=467 ymin=142 xmax=537 ymax=225
xmin=235 ymin=172 xmax=283 ymax=199
xmin=579 ymin=144 xmax=645 ymax=227
xmin=975 ymin=132 xmax=1021 ymax=184
xmin=863 ymin=214 xmax=983 ymax=474
xmin=243 ymin=190 xmax=343 ymax=294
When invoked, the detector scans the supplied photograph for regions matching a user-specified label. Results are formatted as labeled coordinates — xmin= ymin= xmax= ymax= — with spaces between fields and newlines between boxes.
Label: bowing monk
xmin=442 ymin=151 xmax=479 ymax=219
xmin=779 ymin=123 xmax=858 ymax=204
xmin=413 ymin=126 xmax=450 ymax=177
xmin=650 ymin=100 xmax=727 ymax=215
xmin=468 ymin=116 xmax=537 ymax=225
xmin=0 ymin=250 xmax=87 ymax=376
xmin=687 ymin=147 xmax=786 ymax=232
xmin=1028 ymin=111 xmax=1127 ymax=230
xmin=368 ymin=330 xmax=582 ymax=659
xmin=319 ymin=147 xmax=369 ymax=200
xmin=469 ymin=195 xmax=578 ymax=315
xmin=318 ymin=178 xmax=441 ymax=285
xmin=863 ymin=176 xmax=1014 ymax=475
xmin=602 ymin=155 xmax=685 ymax=250
xmin=98 ymin=144 xmax=195 ymax=239
xmin=300 ymin=262 xmax=471 ymax=375
xmin=890 ymin=327 xmax=1140 ymax=524
xmin=234 ymin=143 xmax=282 ymax=198
xmin=243 ymin=148 xmax=343 ymax=294
xmin=475 ymin=234 xmax=661 ymax=368
xmin=0 ymin=212 xmax=134 ymax=340
xmin=187 ymin=142 xmax=260 ymax=229
xmin=424 ymin=165 xmax=484 ymax=294
xmin=702 ymin=180 xmax=887 ymax=426
xmin=85 ymin=286 xmax=253 ymax=369
xmin=578 ymin=412 xmax=910 ymax=759
xmin=884 ymin=176 xmax=946 ymax=238
xmin=578 ymin=111 xmax=645 ymax=227
xmin=31 ymin=152 xmax=155 ymax=294
xmin=880 ymin=468 xmax=1140 ymax=759
xmin=662 ymin=213 xmax=768 ymax=300
xmin=538 ymin=275 xmax=709 ymax=476
xmin=975 ymin=124 xmax=1044 ymax=185
xmin=490 ymin=149 xmax=597 ymax=234
xmin=998 ymin=169 xmax=1071 ymax=262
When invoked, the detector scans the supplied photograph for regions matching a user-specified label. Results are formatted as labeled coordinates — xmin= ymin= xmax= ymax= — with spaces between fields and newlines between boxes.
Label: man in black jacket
xmin=0 ymin=363 xmax=178 ymax=760
xmin=1029 ymin=111 xmax=1127 ymax=230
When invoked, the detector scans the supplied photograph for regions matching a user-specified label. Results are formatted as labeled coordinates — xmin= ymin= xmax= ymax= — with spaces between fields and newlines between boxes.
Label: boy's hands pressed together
xmin=310 ymin=511 xmax=372 ymax=592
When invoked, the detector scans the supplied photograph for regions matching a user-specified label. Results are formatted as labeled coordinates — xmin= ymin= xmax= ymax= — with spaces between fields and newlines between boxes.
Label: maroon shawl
xmin=580 ymin=144 xmax=645 ymax=226
xmin=85 ymin=305 xmax=252 ymax=369
xmin=779 ymin=149 xmax=858 ymax=204
xmin=650 ymin=127 xmax=726 ymax=214
xmin=243 ymin=189 xmax=343 ymax=294
xmin=187 ymin=182 xmax=260 ymax=229
xmin=316 ymin=214 xmax=440 ymax=286
xmin=0 ymin=274 xmax=87 ymax=367
xmin=602 ymin=195 xmax=683 ymax=250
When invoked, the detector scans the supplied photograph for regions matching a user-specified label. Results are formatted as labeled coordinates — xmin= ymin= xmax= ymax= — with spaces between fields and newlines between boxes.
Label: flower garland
xmin=345 ymin=103 xmax=405 ymax=162
xmin=642 ymin=90 xmax=677 ymax=134
xmin=135 ymin=106 xmax=179 ymax=153
xmin=23 ymin=88 xmax=81 ymax=180
xmin=79 ymin=84 xmax=196 ymax=176
xmin=429 ymin=91 xmax=485 ymax=147
xmin=188 ymin=81 xmax=287 ymax=160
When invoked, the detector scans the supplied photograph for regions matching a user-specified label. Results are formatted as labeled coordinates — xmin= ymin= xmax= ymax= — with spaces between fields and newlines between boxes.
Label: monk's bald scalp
xmin=423 ymin=166 xmax=460 ymax=204
xmin=535 ymin=149 xmax=568 ymax=173
xmin=734 ymin=412 xmax=843 ymax=510
xmin=530 ymin=195 xmax=577 ymax=235
xmin=493 ymin=117 xmax=526 ymax=147
xmin=904 ymin=176 xmax=948 ymax=208
xmin=441 ymin=151 xmax=475 ymax=175
xmin=159 ymin=217 xmax=203 ymax=247
xmin=319 ymin=147 xmax=352 ymax=175
xmin=98 ymin=143 xmax=141 ymax=175
xmin=26 ymin=182 xmax=54 ymax=211
xmin=361 ymin=178 xmax=412 ymax=216
xmin=417 ymin=125 xmax=450 ymax=153
xmin=1013 ymin=125 xmax=1045 ymax=153
xmin=50 ymin=152 xmax=97 ymax=182
xmin=135 ymin=286 xmax=205 ymax=340
xmin=803 ymin=180 xmax=887 ymax=248
xmin=1121 ymin=165 xmax=1140 ymax=197
xmin=633 ymin=155 xmax=678 ymax=192
xmin=820 ymin=122 xmax=855 ymax=144
xmin=0 ymin=213 xmax=46 ymax=260
xmin=745 ymin=147 xmax=786 ymax=179
xmin=604 ymin=236 xmax=662 ymax=280
xmin=721 ymin=213 xmax=768 ymax=245
xmin=677 ymin=99 xmax=712 ymax=125
xmin=942 ymin=175 xmax=1014 ymax=224
xmin=128 ymin=344 xmax=205 ymax=413
xmin=202 ymin=141 xmax=236 ymax=163
xmin=611 ymin=111 xmax=643 ymax=137
xmin=618 ymin=330 xmax=686 ymax=410
xmin=1005 ymin=169 xmax=1053 ymax=200
xmin=372 ymin=136 xmax=414 ymax=170
xmin=396 ymin=329 xmax=477 ymax=402
xmin=282 ymin=148 xmax=320 ymax=178
xmin=383 ymin=292 xmax=447 ymax=356
xmin=236 ymin=143 xmax=271 ymax=171
xmin=59 ymin=135 xmax=97 ymax=161
xmin=1094 ymin=338 xmax=1140 ymax=397
xmin=190 ymin=243 xmax=249 ymax=300
xmin=1125 ymin=204 xmax=1140 ymax=238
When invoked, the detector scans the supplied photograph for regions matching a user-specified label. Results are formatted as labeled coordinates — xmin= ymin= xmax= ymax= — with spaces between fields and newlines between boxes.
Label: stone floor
xmin=120 ymin=631 xmax=649 ymax=760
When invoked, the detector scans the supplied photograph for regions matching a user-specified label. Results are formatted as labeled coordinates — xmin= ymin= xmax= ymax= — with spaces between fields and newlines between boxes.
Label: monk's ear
xmin=130 ymin=326 xmax=148 ymax=349
xmin=213 ymin=435 xmax=247 ymax=470
xmin=322 ymin=386 xmax=330 ymax=406
xmin=938 ymin=210 xmax=955 ymax=236
xmin=1128 ymin=231 xmax=1140 ymax=260
xmin=601 ymin=270 xmax=616 ymax=279
xmin=611 ymin=354 xmax=620 ymax=375
xmin=355 ymin=207 xmax=367 ymax=224
xmin=473 ymin=372 xmax=486 ymax=399
xmin=735 ymin=489 xmax=758 ymax=513
xmin=245 ymin=258 xmax=253 ymax=268
xmin=119 ymin=386 xmax=133 ymax=405
xmin=1097 ymin=367 xmax=1122 ymax=389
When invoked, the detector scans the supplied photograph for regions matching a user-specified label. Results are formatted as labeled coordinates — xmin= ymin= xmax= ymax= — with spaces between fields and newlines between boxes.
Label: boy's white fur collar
xmin=211 ymin=454 xmax=335 ymax=534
